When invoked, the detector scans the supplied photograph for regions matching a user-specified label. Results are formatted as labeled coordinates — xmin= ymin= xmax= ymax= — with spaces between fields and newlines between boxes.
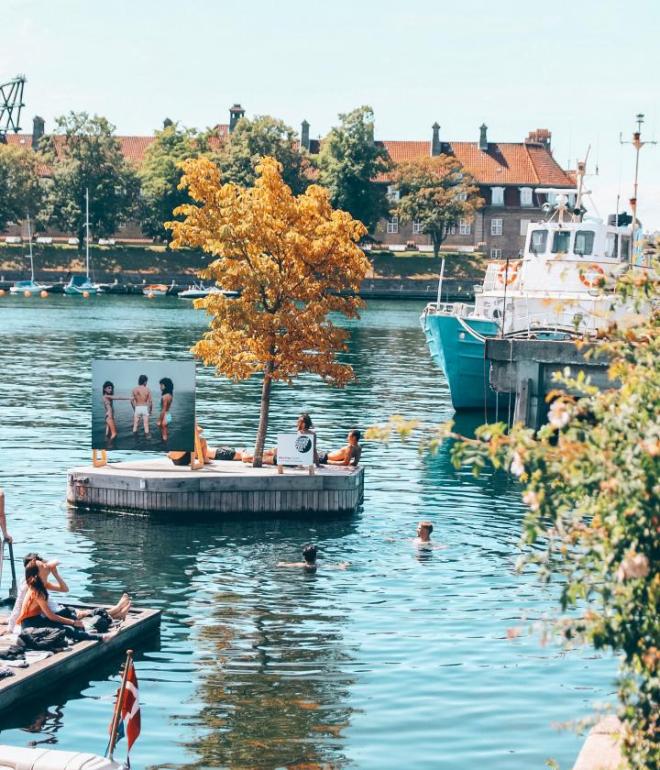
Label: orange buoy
xmin=83 ymin=290 xmax=90 ymax=298
xmin=147 ymin=292 xmax=155 ymax=299
xmin=0 ymin=289 xmax=5 ymax=297
xmin=40 ymin=290 xmax=48 ymax=298
xmin=24 ymin=289 xmax=31 ymax=297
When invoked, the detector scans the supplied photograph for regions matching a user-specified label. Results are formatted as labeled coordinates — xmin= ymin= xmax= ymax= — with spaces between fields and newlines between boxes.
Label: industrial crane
xmin=0 ymin=75 xmax=26 ymax=143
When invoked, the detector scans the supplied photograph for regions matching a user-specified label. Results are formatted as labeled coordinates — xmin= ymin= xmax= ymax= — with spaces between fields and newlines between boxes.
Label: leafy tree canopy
xmin=43 ymin=112 xmax=139 ymax=248
xmin=0 ymin=144 xmax=46 ymax=231
xmin=167 ymin=156 xmax=369 ymax=466
xmin=317 ymin=106 xmax=391 ymax=233
xmin=138 ymin=122 xmax=204 ymax=242
xmin=214 ymin=115 xmax=309 ymax=194
xmin=394 ymin=155 xmax=483 ymax=257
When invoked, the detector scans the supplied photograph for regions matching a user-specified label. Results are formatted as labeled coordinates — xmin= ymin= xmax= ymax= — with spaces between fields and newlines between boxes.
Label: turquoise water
xmin=0 ymin=295 xmax=614 ymax=769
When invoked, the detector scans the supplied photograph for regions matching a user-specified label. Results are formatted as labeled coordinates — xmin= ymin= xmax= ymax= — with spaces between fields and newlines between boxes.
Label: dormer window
xmin=387 ymin=185 xmax=400 ymax=203
xmin=520 ymin=187 xmax=533 ymax=207
xmin=491 ymin=187 xmax=505 ymax=206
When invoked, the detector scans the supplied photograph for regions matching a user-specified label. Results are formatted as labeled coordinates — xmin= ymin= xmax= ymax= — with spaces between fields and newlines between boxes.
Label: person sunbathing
xmin=242 ymin=413 xmax=318 ymax=465
xmin=6 ymin=554 xmax=131 ymax=634
xmin=318 ymin=430 xmax=362 ymax=466
xmin=16 ymin=560 xmax=127 ymax=642
xmin=168 ymin=424 xmax=245 ymax=466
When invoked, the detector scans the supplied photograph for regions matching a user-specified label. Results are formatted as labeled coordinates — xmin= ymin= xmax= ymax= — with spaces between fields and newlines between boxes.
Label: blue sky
xmin=3 ymin=0 xmax=660 ymax=225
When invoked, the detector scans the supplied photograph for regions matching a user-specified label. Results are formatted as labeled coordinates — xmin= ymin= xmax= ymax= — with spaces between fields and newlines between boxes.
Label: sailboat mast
xmin=85 ymin=187 xmax=90 ymax=280
xmin=26 ymin=211 xmax=34 ymax=282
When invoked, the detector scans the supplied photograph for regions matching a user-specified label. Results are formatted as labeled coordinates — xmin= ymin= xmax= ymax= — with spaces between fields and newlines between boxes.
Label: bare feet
xmin=101 ymin=627 xmax=120 ymax=642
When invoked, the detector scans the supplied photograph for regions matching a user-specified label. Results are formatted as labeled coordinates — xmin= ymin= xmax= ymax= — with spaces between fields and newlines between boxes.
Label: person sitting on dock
xmin=15 ymin=560 xmax=121 ymax=642
xmin=5 ymin=554 xmax=131 ymax=635
xmin=242 ymin=412 xmax=319 ymax=465
xmin=318 ymin=430 xmax=362 ymax=467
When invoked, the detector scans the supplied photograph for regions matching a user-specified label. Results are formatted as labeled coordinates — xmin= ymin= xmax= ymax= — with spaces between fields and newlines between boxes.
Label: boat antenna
xmin=573 ymin=146 xmax=590 ymax=221
xmin=85 ymin=187 xmax=90 ymax=280
xmin=26 ymin=211 xmax=34 ymax=282
xmin=620 ymin=114 xmax=657 ymax=263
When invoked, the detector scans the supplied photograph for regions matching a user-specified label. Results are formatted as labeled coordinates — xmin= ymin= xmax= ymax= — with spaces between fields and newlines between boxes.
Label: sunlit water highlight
xmin=0 ymin=295 xmax=614 ymax=769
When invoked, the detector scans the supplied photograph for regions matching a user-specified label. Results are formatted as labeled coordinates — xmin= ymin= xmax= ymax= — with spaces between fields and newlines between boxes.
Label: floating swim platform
xmin=0 ymin=606 xmax=160 ymax=715
xmin=67 ymin=458 xmax=364 ymax=515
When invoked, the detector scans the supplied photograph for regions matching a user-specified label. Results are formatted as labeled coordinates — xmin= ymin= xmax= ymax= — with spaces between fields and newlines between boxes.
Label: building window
xmin=387 ymin=185 xmax=400 ymax=203
xmin=520 ymin=218 xmax=531 ymax=236
xmin=490 ymin=248 xmax=503 ymax=259
xmin=520 ymin=187 xmax=533 ymax=207
xmin=455 ymin=191 xmax=467 ymax=202
xmin=412 ymin=220 xmax=423 ymax=234
xmin=443 ymin=223 xmax=456 ymax=236
xmin=459 ymin=218 xmax=471 ymax=235
xmin=491 ymin=218 xmax=503 ymax=236
xmin=387 ymin=216 xmax=399 ymax=234
xmin=491 ymin=187 xmax=505 ymax=206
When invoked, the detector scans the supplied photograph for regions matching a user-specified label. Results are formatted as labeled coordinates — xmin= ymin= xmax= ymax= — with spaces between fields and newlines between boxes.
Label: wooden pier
xmin=67 ymin=459 xmax=365 ymax=515
xmin=0 ymin=606 xmax=160 ymax=714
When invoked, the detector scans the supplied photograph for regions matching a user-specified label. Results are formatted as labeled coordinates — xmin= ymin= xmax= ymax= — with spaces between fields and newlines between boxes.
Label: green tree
xmin=138 ymin=122 xmax=202 ymax=242
xmin=43 ymin=112 xmax=139 ymax=249
xmin=214 ymin=115 xmax=309 ymax=194
xmin=317 ymin=106 xmax=391 ymax=232
xmin=394 ymin=155 xmax=483 ymax=257
xmin=0 ymin=144 xmax=46 ymax=230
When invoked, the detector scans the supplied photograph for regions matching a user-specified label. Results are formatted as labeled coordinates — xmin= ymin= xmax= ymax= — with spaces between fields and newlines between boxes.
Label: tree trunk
xmin=432 ymin=232 xmax=444 ymax=259
xmin=252 ymin=363 xmax=273 ymax=468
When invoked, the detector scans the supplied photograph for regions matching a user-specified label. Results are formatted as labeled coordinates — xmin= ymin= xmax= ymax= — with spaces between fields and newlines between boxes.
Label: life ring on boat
xmin=579 ymin=263 xmax=606 ymax=288
xmin=496 ymin=260 xmax=521 ymax=287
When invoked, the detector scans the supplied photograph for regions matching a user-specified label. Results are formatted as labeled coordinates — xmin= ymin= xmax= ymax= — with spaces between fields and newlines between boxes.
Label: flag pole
xmin=106 ymin=649 xmax=133 ymax=760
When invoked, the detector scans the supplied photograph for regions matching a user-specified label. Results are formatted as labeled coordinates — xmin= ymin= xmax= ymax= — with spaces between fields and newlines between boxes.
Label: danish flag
xmin=120 ymin=659 xmax=141 ymax=752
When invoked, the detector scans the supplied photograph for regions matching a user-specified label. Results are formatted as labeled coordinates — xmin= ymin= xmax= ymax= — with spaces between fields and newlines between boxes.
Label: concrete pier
xmin=67 ymin=459 xmax=364 ymax=515
xmin=485 ymin=338 xmax=612 ymax=428
xmin=573 ymin=717 xmax=625 ymax=770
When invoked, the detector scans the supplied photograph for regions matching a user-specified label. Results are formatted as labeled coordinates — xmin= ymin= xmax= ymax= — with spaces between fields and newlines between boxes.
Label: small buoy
xmin=0 ymin=289 xmax=5 ymax=297
xmin=24 ymin=290 xmax=31 ymax=298
xmin=40 ymin=290 xmax=48 ymax=298
xmin=147 ymin=292 xmax=155 ymax=299
xmin=82 ymin=291 xmax=90 ymax=298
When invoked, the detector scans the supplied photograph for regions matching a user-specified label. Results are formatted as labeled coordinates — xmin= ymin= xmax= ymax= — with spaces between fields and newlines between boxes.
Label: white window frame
xmin=491 ymin=218 xmax=503 ymax=236
xmin=490 ymin=248 xmax=503 ymax=259
xmin=412 ymin=220 xmax=423 ymax=235
xmin=443 ymin=223 xmax=456 ymax=237
xmin=387 ymin=216 xmax=399 ymax=234
xmin=491 ymin=186 xmax=505 ymax=206
xmin=458 ymin=218 xmax=471 ymax=235
xmin=455 ymin=191 xmax=467 ymax=202
xmin=520 ymin=218 xmax=531 ymax=236
xmin=520 ymin=187 xmax=533 ymax=207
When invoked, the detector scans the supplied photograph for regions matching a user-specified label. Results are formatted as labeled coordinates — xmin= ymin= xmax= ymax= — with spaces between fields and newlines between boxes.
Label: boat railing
xmin=506 ymin=306 xmax=602 ymax=337
xmin=423 ymin=301 xmax=475 ymax=317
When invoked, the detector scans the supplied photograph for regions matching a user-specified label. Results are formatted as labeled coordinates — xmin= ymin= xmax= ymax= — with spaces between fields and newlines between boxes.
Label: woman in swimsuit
xmin=102 ymin=381 xmax=129 ymax=442
xmin=158 ymin=377 xmax=174 ymax=442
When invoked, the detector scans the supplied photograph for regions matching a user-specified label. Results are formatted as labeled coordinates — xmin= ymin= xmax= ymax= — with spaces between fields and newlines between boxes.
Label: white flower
xmin=522 ymin=490 xmax=540 ymax=511
xmin=616 ymin=553 xmax=650 ymax=582
xmin=510 ymin=451 xmax=525 ymax=477
xmin=548 ymin=400 xmax=572 ymax=429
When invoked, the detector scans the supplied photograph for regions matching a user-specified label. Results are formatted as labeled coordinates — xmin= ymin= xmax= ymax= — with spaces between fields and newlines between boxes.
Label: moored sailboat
xmin=64 ymin=189 xmax=101 ymax=296
xmin=9 ymin=213 xmax=53 ymax=296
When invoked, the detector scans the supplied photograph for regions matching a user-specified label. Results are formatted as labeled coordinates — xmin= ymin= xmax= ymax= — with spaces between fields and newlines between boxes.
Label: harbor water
xmin=0 ymin=296 xmax=614 ymax=769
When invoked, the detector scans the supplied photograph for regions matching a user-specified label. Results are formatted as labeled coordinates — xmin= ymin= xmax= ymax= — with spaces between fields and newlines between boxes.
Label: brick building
xmin=4 ymin=109 xmax=574 ymax=257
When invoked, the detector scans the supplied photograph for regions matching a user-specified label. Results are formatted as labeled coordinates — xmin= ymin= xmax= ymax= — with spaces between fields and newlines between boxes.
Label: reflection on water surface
xmin=0 ymin=296 xmax=613 ymax=769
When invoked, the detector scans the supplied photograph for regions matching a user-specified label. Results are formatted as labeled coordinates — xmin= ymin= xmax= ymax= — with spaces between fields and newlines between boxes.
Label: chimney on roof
xmin=479 ymin=123 xmax=488 ymax=151
xmin=525 ymin=128 xmax=551 ymax=149
xmin=32 ymin=116 xmax=45 ymax=150
xmin=431 ymin=122 xmax=441 ymax=156
xmin=229 ymin=104 xmax=245 ymax=133
xmin=301 ymin=119 xmax=310 ymax=151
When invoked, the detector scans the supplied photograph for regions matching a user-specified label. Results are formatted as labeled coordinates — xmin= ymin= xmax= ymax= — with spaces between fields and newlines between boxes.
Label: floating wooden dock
xmin=0 ymin=606 xmax=160 ymax=714
xmin=67 ymin=459 xmax=365 ymax=515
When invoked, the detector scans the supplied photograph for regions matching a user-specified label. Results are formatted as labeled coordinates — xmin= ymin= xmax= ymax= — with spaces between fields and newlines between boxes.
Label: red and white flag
xmin=120 ymin=659 xmax=141 ymax=752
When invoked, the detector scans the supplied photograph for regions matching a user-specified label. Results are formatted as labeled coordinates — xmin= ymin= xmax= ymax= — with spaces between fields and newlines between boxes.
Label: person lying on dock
xmin=277 ymin=544 xmax=349 ymax=571
xmin=318 ymin=430 xmax=362 ymax=467
xmin=167 ymin=424 xmax=246 ymax=466
xmin=5 ymin=554 xmax=131 ymax=635
xmin=14 ymin=560 xmax=127 ymax=642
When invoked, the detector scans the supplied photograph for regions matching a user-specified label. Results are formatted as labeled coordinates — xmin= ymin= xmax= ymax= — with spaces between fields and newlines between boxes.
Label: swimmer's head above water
xmin=302 ymin=544 xmax=318 ymax=566
xmin=416 ymin=521 xmax=434 ymax=542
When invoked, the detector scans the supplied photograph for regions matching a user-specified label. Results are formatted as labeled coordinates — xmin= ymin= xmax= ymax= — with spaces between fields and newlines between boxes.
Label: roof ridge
xmin=523 ymin=142 xmax=541 ymax=185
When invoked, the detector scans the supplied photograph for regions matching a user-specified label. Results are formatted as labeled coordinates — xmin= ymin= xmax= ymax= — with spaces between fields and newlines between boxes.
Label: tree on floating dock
xmin=167 ymin=156 xmax=369 ymax=467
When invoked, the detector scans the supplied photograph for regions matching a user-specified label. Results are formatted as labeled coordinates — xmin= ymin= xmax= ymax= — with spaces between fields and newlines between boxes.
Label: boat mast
xmin=26 ymin=211 xmax=34 ymax=282
xmin=85 ymin=187 xmax=90 ymax=280
xmin=620 ymin=114 xmax=657 ymax=263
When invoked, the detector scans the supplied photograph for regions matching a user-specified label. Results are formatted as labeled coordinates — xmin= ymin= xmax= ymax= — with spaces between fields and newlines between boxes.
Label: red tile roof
xmin=381 ymin=139 xmax=573 ymax=187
